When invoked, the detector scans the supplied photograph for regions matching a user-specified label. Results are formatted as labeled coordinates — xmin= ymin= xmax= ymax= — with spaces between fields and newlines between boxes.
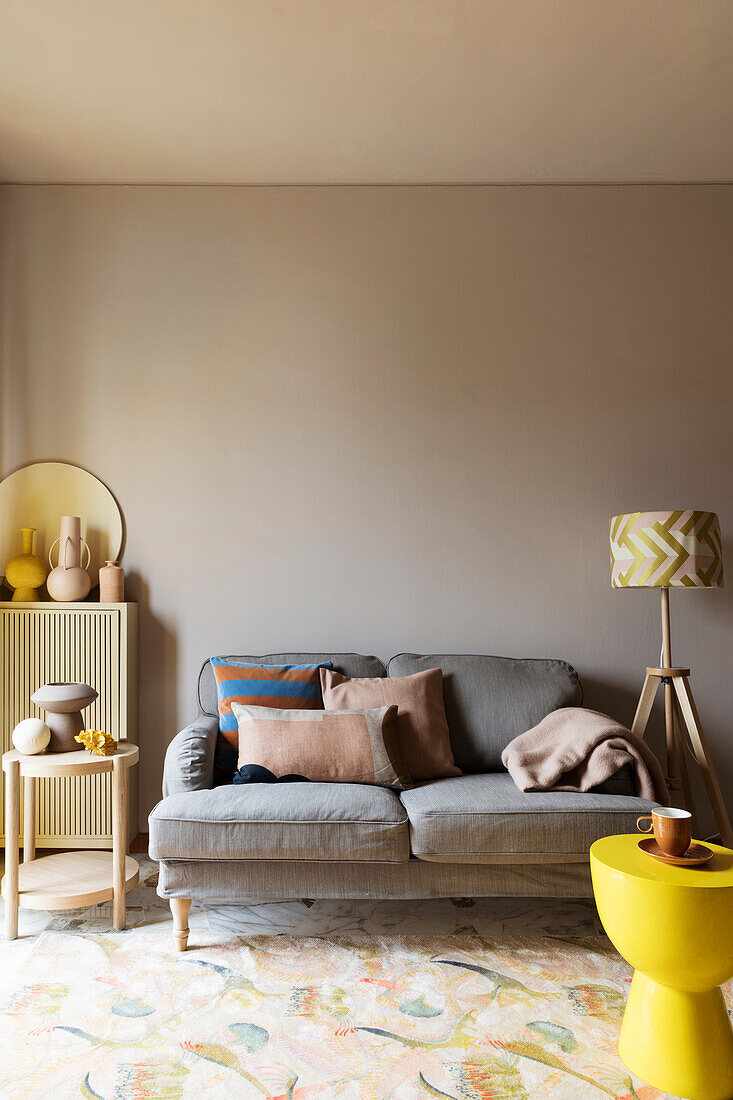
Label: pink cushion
xmin=320 ymin=667 xmax=460 ymax=782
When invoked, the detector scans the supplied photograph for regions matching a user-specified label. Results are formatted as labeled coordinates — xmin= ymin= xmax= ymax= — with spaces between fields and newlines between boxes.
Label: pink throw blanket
xmin=501 ymin=707 xmax=669 ymax=803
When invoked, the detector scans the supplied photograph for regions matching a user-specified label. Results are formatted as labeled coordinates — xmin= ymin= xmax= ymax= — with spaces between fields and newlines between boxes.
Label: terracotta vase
xmin=31 ymin=682 xmax=98 ymax=752
xmin=5 ymin=527 xmax=47 ymax=601
xmin=47 ymin=516 xmax=91 ymax=602
xmin=99 ymin=560 xmax=124 ymax=602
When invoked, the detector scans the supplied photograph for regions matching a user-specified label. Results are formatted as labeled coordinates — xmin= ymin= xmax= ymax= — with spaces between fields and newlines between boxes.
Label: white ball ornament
xmin=12 ymin=717 xmax=51 ymax=755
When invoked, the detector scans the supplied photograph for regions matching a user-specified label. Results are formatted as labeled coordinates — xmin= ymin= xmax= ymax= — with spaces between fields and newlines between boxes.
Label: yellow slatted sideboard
xmin=1 ymin=603 xmax=138 ymax=847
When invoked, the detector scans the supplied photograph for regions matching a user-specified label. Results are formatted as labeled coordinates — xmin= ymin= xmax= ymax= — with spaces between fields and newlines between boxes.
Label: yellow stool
xmin=591 ymin=834 xmax=733 ymax=1100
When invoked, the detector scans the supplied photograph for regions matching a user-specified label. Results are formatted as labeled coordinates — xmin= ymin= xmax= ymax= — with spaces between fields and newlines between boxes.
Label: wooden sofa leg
xmin=171 ymin=898 xmax=191 ymax=952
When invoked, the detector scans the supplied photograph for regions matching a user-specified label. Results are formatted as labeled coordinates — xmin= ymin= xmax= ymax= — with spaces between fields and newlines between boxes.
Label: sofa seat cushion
xmin=399 ymin=772 xmax=655 ymax=864
xmin=149 ymin=782 xmax=409 ymax=863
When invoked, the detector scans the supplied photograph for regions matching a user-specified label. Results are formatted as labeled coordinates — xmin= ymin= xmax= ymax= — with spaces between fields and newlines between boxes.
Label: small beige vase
xmin=99 ymin=560 xmax=124 ymax=602
xmin=47 ymin=516 xmax=91 ymax=602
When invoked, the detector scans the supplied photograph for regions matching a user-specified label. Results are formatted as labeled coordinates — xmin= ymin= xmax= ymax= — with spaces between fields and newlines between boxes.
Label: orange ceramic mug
xmin=637 ymin=806 xmax=692 ymax=857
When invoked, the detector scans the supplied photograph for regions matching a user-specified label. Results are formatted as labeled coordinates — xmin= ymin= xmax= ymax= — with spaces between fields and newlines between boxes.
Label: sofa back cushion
xmin=387 ymin=653 xmax=582 ymax=772
xmin=198 ymin=653 xmax=387 ymax=718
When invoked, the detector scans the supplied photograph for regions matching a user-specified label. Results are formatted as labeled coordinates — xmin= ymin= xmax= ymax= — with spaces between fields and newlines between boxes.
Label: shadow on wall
xmin=0 ymin=210 xmax=29 ymax=473
xmin=582 ymin=675 xmax=667 ymax=799
xmin=125 ymin=570 xmax=178 ymax=830
xmin=581 ymin=676 xmax=654 ymax=743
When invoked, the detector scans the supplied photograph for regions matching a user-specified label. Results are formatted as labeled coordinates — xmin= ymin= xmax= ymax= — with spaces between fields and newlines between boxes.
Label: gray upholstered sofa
xmin=149 ymin=652 xmax=656 ymax=950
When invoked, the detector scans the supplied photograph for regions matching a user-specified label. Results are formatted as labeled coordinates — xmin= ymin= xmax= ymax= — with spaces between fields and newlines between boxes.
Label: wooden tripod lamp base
xmin=631 ymin=661 xmax=733 ymax=848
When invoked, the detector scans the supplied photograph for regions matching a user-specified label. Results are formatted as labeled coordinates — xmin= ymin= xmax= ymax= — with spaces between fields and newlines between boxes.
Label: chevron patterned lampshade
xmin=610 ymin=510 xmax=723 ymax=589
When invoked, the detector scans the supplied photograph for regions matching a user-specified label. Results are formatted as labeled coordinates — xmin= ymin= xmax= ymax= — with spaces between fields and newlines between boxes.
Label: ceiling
xmin=1 ymin=0 xmax=731 ymax=184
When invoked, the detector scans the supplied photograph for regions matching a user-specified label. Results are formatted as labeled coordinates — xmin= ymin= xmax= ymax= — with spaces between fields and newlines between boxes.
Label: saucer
xmin=638 ymin=837 xmax=714 ymax=866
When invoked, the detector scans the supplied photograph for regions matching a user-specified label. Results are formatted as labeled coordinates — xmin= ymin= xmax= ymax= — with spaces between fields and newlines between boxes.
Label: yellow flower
xmin=77 ymin=729 xmax=116 ymax=756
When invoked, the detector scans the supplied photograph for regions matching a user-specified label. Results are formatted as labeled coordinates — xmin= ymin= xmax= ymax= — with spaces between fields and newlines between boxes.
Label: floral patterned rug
xmin=0 ymin=923 xmax=686 ymax=1099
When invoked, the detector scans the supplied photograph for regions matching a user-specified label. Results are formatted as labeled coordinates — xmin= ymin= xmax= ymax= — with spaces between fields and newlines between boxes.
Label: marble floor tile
xmin=0 ymin=906 xmax=55 ymax=940
xmin=289 ymin=897 xmax=479 ymax=936
xmin=495 ymin=898 xmax=601 ymax=938
xmin=194 ymin=895 xmax=605 ymax=940
xmin=203 ymin=899 xmax=312 ymax=935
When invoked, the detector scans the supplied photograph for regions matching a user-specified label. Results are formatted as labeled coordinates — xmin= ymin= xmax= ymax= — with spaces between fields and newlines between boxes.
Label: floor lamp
xmin=610 ymin=510 xmax=733 ymax=848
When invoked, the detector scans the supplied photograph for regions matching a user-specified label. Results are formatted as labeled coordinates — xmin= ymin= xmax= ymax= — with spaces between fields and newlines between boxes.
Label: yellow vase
xmin=5 ymin=527 xmax=47 ymax=601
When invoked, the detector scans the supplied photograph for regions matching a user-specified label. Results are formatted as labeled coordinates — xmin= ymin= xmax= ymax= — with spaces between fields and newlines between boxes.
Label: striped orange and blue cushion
xmin=210 ymin=658 xmax=332 ymax=783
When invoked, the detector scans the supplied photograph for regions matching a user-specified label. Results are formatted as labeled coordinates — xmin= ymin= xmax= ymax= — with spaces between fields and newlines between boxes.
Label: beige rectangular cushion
xmin=232 ymin=702 xmax=411 ymax=789
xmin=321 ymin=666 xmax=460 ymax=781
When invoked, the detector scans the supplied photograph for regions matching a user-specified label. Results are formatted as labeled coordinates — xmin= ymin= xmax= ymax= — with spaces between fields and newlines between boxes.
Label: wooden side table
xmin=2 ymin=742 xmax=139 ymax=939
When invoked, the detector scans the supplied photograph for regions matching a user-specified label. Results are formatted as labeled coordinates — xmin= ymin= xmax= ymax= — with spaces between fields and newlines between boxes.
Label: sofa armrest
xmin=162 ymin=715 xmax=219 ymax=796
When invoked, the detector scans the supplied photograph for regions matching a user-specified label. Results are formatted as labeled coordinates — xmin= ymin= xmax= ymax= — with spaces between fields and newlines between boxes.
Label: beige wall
xmin=2 ymin=184 xmax=732 ymax=831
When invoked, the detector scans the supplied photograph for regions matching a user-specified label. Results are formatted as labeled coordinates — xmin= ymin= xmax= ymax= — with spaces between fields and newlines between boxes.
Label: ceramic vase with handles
xmin=5 ymin=526 xmax=47 ymax=601
xmin=47 ymin=516 xmax=91 ymax=602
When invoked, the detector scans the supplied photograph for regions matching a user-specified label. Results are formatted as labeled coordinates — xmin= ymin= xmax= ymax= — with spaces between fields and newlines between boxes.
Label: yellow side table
xmin=591 ymin=834 xmax=733 ymax=1100
xmin=2 ymin=743 xmax=139 ymax=939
